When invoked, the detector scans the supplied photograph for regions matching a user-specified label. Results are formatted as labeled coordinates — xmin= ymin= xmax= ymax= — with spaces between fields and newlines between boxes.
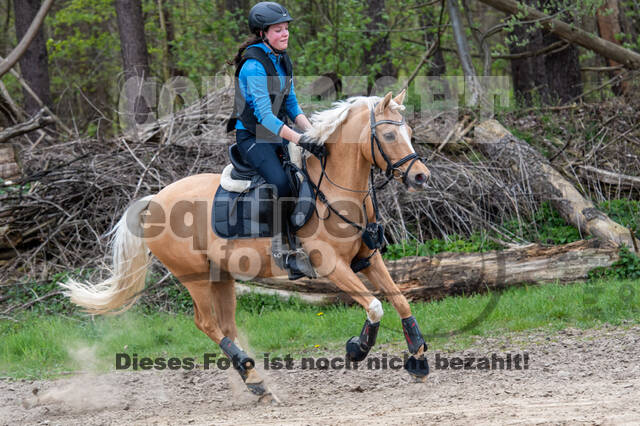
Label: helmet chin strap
xmin=260 ymin=31 xmax=287 ymax=55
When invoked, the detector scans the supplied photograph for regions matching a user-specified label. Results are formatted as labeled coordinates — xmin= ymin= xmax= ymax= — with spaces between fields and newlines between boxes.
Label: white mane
xmin=304 ymin=96 xmax=405 ymax=144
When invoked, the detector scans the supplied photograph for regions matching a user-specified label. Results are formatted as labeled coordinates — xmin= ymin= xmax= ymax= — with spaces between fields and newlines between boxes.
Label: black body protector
xmin=226 ymin=46 xmax=293 ymax=143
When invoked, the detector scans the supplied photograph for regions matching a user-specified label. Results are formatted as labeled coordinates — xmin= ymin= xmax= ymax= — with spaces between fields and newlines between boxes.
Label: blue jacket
xmin=235 ymin=43 xmax=303 ymax=137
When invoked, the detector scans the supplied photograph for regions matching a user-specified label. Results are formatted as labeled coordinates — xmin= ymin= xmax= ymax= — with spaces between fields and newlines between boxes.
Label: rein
xmin=302 ymin=103 xmax=423 ymax=264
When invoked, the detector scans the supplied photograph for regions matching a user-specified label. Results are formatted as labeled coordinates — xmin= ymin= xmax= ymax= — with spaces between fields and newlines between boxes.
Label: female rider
xmin=227 ymin=2 xmax=325 ymax=279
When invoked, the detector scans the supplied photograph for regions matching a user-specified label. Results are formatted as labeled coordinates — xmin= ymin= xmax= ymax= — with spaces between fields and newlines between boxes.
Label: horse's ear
xmin=375 ymin=92 xmax=393 ymax=114
xmin=393 ymin=89 xmax=406 ymax=105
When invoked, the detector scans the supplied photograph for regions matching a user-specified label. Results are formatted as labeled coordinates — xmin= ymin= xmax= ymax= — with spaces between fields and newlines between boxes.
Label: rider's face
xmin=264 ymin=23 xmax=289 ymax=51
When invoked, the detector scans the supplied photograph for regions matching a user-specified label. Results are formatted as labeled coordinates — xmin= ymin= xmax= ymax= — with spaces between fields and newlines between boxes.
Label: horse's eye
xmin=384 ymin=132 xmax=395 ymax=140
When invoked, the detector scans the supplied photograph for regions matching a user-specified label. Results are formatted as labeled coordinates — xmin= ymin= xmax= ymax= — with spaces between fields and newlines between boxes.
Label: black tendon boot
xmin=271 ymin=199 xmax=316 ymax=280
xmin=401 ymin=316 xmax=429 ymax=378
xmin=346 ymin=319 xmax=380 ymax=361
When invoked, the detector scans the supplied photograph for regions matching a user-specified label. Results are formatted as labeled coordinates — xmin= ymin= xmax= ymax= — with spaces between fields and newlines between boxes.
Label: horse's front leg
xmin=359 ymin=251 xmax=430 ymax=379
xmin=326 ymin=260 xmax=384 ymax=363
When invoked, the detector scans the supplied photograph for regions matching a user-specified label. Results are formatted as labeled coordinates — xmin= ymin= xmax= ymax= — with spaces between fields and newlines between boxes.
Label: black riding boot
xmin=271 ymin=199 xmax=316 ymax=280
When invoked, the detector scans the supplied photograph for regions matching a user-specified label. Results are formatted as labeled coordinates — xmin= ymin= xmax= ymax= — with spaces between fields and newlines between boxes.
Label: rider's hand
xmin=298 ymin=134 xmax=327 ymax=160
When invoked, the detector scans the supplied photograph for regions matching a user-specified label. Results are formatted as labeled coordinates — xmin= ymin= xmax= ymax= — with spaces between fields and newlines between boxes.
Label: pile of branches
xmin=502 ymin=100 xmax=640 ymax=202
xmin=376 ymin=149 xmax=538 ymax=245
xmin=379 ymin=98 xmax=640 ymax=244
xmin=0 ymin=88 xmax=234 ymax=283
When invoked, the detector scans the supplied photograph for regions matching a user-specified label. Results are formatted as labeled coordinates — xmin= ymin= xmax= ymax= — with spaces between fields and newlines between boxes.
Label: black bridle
xmin=368 ymin=107 xmax=422 ymax=189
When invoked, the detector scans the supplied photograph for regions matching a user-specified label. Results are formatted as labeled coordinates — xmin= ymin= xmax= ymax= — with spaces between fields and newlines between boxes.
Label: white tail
xmin=61 ymin=195 xmax=154 ymax=315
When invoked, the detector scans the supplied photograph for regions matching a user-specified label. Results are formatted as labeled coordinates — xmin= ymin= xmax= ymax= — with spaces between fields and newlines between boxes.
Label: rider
xmin=227 ymin=2 xmax=326 ymax=279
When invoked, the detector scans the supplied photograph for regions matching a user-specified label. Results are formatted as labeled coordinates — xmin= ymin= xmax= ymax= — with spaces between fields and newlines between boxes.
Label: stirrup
xmin=271 ymin=234 xmax=288 ymax=269
xmin=285 ymin=248 xmax=316 ymax=279
xmin=272 ymin=245 xmax=316 ymax=279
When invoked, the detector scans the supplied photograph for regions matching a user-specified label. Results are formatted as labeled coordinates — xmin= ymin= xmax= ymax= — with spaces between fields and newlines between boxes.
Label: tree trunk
xmin=447 ymin=0 xmax=483 ymax=106
xmin=115 ymin=0 xmax=152 ymax=128
xmin=473 ymin=119 xmax=640 ymax=249
xmin=508 ymin=11 xmax=548 ymax=105
xmin=0 ymin=1 xmax=12 ymax=57
xmin=163 ymin=0 xmax=184 ymax=77
xmin=477 ymin=0 xmax=640 ymax=69
xmin=364 ymin=0 xmax=396 ymax=92
xmin=543 ymin=30 xmax=582 ymax=102
xmin=509 ymin=0 xmax=581 ymax=105
xmin=302 ymin=0 xmax=318 ymax=40
xmin=248 ymin=239 xmax=619 ymax=303
xmin=13 ymin=0 xmax=52 ymax=117
xmin=596 ymin=0 xmax=629 ymax=95
xmin=157 ymin=0 xmax=170 ymax=82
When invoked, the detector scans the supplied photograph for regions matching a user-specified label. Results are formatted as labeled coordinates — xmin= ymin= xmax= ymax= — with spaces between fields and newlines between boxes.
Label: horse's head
xmin=306 ymin=91 xmax=430 ymax=191
xmin=359 ymin=91 xmax=430 ymax=191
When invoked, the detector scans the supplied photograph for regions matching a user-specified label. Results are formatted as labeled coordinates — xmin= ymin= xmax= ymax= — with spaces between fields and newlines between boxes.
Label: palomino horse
xmin=62 ymin=90 xmax=431 ymax=401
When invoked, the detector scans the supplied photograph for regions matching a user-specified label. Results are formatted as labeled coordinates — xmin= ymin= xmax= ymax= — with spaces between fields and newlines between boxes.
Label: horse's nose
xmin=414 ymin=173 xmax=428 ymax=184
xmin=409 ymin=172 xmax=429 ymax=190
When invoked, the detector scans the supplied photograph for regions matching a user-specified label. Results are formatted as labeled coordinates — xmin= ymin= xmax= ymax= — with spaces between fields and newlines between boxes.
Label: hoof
xmin=246 ymin=382 xmax=267 ymax=396
xmin=404 ymin=353 xmax=429 ymax=379
xmin=244 ymin=368 xmax=266 ymax=396
xmin=258 ymin=391 xmax=282 ymax=405
xmin=244 ymin=367 xmax=281 ymax=404
xmin=346 ymin=336 xmax=368 ymax=362
xmin=414 ymin=374 xmax=428 ymax=383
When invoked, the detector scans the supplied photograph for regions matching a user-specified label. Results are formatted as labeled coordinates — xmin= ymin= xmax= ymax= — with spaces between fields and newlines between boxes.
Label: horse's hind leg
xmin=181 ymin=274 xmax=271 ymax=399
xmin=210 ymin=269 xmax=237 ymax=341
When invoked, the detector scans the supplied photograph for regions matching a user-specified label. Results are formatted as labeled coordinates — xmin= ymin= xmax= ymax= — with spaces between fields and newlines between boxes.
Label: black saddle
xmin=212 ymin=143 xmax=316 ymax=239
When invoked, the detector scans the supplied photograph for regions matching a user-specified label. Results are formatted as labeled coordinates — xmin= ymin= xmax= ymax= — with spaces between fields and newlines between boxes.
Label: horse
xmin=61 ymin=90 xmax=432 ymax=401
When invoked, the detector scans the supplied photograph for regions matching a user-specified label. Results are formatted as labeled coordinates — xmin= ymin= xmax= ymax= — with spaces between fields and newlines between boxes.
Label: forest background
xmin=2 ymin=0 xmax=639 ymax=135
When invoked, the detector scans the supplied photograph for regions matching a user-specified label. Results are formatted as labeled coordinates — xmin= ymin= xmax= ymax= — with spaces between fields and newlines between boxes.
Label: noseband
xmin=369 ymin=106 xmax=421 ymax=188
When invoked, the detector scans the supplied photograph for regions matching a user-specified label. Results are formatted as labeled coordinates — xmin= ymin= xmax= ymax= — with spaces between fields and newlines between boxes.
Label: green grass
xmin=2 ymin=276 xmax=639 ymax=379
xmin=383 ymin=231 xmax=502 ymax=260
xmin=0 ymin=312 xmax=213 ymax=379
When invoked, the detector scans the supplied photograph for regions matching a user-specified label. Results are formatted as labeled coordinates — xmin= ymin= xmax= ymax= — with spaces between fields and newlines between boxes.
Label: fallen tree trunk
xmin=235 ymin=283 xmax=341 ymax=305
xmin=250 ymin=239 xmax=619 ymax=303
xmin=474 ymin=120 xmax=640 ymax=249
xmin=477 ymin=0 xmax=640 ymax=70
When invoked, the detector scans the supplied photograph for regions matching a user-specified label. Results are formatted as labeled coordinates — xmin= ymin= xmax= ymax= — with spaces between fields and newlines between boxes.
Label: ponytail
xmin=228 ymin=34 xmax=263 ymax=66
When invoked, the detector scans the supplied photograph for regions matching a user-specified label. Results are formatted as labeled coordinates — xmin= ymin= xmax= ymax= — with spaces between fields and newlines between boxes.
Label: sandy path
xmin=2 ymin=324 xmax=639 ymax=425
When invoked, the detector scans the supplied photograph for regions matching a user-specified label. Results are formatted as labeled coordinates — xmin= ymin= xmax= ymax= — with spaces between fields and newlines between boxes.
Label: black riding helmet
xmin=248 ymin=2 xmax=293 ymax=36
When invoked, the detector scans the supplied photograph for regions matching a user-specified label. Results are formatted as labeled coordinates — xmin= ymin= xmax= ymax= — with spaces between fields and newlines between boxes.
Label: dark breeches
xmin=236 ymin=129 xmax=292 ymax=198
